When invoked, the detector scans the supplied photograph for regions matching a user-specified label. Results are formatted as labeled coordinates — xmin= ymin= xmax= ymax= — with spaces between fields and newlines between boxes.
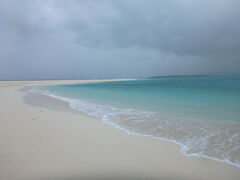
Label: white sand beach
xmin=0 ymin=80 xmax=239 ymax=180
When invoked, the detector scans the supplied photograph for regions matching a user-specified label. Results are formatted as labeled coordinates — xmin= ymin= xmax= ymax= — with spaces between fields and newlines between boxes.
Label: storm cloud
xmin=0 ymin=0 xmax=240 ymax=80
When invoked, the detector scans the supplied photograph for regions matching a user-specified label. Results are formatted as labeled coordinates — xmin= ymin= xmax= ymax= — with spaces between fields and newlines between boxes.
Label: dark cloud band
xmin=0 ymin=0 xmax=239 ymax=80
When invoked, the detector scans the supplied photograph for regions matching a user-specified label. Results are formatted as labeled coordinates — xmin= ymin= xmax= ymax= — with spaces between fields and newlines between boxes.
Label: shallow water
xmin=36 ymin=76 xmax=240 ymax=167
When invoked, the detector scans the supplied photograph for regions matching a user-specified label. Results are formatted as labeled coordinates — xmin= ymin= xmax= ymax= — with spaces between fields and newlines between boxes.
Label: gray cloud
xmin=0 ymin=0 xmax=240 ymax=80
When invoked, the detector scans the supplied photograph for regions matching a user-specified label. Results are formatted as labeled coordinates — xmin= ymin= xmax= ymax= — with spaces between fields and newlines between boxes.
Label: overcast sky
xmin=0 ymin=0 xmax=240 ymax=80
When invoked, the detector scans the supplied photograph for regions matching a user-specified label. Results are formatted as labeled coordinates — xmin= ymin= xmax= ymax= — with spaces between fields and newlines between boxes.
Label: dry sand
xmin=0 ymin=80 xmax=239 ymax=180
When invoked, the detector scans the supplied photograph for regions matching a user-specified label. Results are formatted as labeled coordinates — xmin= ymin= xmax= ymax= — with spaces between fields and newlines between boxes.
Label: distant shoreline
xmin=1 ymin=74 xmax=240 ymax=81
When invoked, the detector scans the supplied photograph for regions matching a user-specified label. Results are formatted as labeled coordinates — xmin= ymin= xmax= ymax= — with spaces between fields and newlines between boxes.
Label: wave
xmin=37 ymin=88 xmax=240 ymax=168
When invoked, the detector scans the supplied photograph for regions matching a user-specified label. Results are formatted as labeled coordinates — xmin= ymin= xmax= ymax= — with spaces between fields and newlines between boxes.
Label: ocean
xmin=36 ymin=75 xmax=240 ymax=167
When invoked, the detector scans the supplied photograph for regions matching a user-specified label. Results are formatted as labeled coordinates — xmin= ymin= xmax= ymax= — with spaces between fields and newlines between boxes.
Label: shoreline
xmin=32 ymin=91 xmax=239 ymax=169
xmin=29 ymin=83 xmax=240 ymax=169
xmin=0 ymin=80 xmax=239 ymax=180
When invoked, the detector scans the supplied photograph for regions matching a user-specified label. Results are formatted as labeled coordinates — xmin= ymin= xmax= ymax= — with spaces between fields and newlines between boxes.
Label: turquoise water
xmin=37 ymin=75 xmax=240 ymax=167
